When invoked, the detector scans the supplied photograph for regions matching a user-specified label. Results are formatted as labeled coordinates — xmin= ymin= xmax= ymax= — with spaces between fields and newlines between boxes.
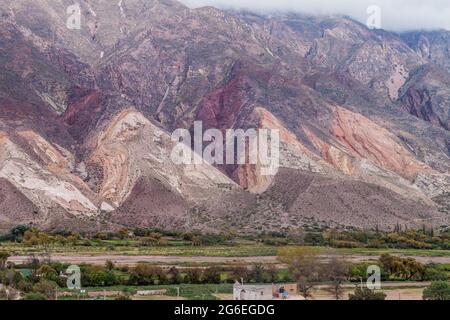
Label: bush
xmin=186 ymin=268 xmax=202 ymax=284
xmin=423 ymin=264 xmax=449 ymax=281
xmin=115 ymin=293 xmax=132 ymax=300
xmin=348 ymin=287 xmax=386 ymax=300
xmin=23 ymin=292 xmax=47 ymax=300
xmin=261 ymin=238 xmax=289 ymax=246
xmin=329 ymin=240 xmax=361 ymax=248
xmin=17 ymin=280 xmax=33 ymax=293
xmin=303 ymin=232 xmax=325 ymax=246
xmin=128 ymin=264 xmax=167 ymax=285
xmin=140 ymin=233 xmax=164 ymax=247
xmin=1 ymin=269 xmax=23 ymax=288
xmin=378 ymin=254 xmax=425 ymax=280
xmin=0 ymin=251 xmax=10 ymax=270
xmin=423 ymin=281 xmax=450 ymax=300
xmin=83 ymin=270 xmax=118 ymax=287
xmin=0 ymin=287 xmax=7 ymax=300
xmin=33 ymin=280 xmax=58 ymax=300
xmin=37 ymin=265 xmax=59 ymax=282
xmin=202 ymin=267 xmax=221 ymax=284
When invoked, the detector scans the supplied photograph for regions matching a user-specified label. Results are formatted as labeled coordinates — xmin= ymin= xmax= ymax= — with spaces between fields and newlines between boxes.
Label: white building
xmin=233 ymin=282 xmax=306 ymax=300
xmin=233 ymin=282 xmax=274 ymax=300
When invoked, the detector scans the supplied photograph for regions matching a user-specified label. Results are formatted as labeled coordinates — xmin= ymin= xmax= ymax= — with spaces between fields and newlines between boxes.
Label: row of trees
xmin=2 ymin=247 xmax=450 ymax=300
xmin=279 ymin=247 xmax=351 ymax=299
xmin=278 ymin=248 xmax=450 ymax=300
xmin=0 ymin=251 xmax=61 ymax=300
xmin=1 ymin=249 xmax=279 ymax=296
xmin=0 ymin=225 xmax=237 ymax=248
xmin=265 ymin=227 xmax=450 ymax=249
xmin=3 ymin=224 xmax=450 ymax=250
xmin=85 ymin=263 xmax=279 ymax=287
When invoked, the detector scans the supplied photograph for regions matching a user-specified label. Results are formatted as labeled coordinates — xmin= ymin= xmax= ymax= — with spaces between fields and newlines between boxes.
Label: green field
xmin=2 ymin=239 xmax=450 ymax=258
xmin=58 ymin=282 xmax=435 ymax=301
xmin=0 ymin=240 xmax=277 ymax=257
xmin=60 ymin=284 xmax=234 ymax=300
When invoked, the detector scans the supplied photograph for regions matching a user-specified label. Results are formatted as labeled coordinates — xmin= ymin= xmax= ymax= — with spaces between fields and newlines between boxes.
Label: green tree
xmin=85 ymin=271 xmax=109 ymax=287
xmin=251 ymin=263 xmax=265 ymax=283
xmin=10 ymin=225 xmax=31 ymax=242
xmin=278 ymin=247 xmax=322 ymax=299
xmin=203 ymin=267 xmax=221 ymax=284
xmin=168 ymin=267 xmax=183 ymax=284
xmin=349 ymin=287 xmax=386 ymax=300
xmin=186 ymin=268 xmax=202 ymax=284
xmin=33 ymin=279 xmax=58 ymax=300
xmin=1 ymin=269 xmax=22 ymax=288
xmin=37 ymin=265 xmax=59 ymax=282
xmin=129 ymin=263 xmax=167 ymax=285
xmin=27 ymin=254 xmax=41 ymax=282
xmin=0 ymin=251 xmax=10 ymax=271
xmin=423 ymin=281 xmax=450 ymax=300
xmin=105 ymin=260 xmax=115 ymax=271
xmin=140 ymin=233 xmax=163 ymax=246
xmin=265 ymin=265 xmax=278 ymax=283
xmin=191 ymin=235 xmax=202 ymax=247
xmin=230 ymin=265 xmax=249 ymax=283
xmin=379 ymin=254 xmax=425 ymax=280
xmin=325 ymin=257 xmax=350 ymax=300
xmin=23 ymin=292 xmax=47 ymax=300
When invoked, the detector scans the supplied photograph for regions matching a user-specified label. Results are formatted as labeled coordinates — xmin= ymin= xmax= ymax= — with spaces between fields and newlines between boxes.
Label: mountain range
xmin=0 ymin=0 xmax=449 ymax=234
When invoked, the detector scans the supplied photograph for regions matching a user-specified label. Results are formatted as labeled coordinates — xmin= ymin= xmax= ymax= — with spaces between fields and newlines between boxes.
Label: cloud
xmin=180 ymin=0 xmax=450 ymax=32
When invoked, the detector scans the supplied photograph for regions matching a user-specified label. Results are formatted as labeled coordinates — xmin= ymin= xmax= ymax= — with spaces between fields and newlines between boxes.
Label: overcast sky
xmin=180 ymin=0 xmax=450 ymax=31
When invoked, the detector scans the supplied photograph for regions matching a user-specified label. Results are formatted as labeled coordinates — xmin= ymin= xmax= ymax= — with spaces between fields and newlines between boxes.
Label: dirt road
xmin=7 ymin=254 xmax=450 ymax=266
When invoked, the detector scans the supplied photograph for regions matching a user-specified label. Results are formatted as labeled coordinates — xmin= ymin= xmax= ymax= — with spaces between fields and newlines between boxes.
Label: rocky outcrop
xmin=399 ymin=65 xmax=450 ymax=131
xmin=402 ymin=31 xmax=450 ymax=74
xmin=0 ymin=131 xmax=98 ymax=216
xmin=330 ymin=106 xmax=431 ymax=179
xmin=90 ymin=108 xmax=238 ymax=208
xmin=305 ymin=18 xmax=423 ymax=101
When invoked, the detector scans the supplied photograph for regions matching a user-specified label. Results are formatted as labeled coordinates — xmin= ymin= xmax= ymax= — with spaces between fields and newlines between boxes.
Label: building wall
xmin=233 ymin=285 xmax=273 ymax=300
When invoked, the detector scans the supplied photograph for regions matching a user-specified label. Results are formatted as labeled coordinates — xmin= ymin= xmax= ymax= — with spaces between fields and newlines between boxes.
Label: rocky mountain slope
xmin=0 ymin=0 xmax=449 ymax=234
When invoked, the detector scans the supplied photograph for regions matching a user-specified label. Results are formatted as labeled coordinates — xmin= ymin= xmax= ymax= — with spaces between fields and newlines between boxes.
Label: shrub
xmin=423 ymin=264 xmax=449 ymax=281
xmin=33 ymin=279 xmax=58 ymax=300
xmin=128 ymin=264 xmax=167 ymax=285
xmin=348 ymin=287 xmax=386 ymax=300
xmin=186 ymin=268 xmax=202 ymax=284
xmin=202 ymin=267 xmax=221 ymax=284
xmin=23 ymin=292 xmax=47 ymax=300
xmin=423 ymin=281 xmax=450 ymax=300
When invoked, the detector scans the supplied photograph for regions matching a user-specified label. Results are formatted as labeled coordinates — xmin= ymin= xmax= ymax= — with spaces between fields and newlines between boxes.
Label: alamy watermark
xmin=170 ymin=122 xmax=280 ymax=176
xmin=66 ymin=3 xmax=81 ymax=30
xmin=366 ymin=265 xmax=381 ymax=290
xmin=66 ymin=265 xmax=81 ymax=290
xmin=366 ymin=5 xmax=382 ymax=29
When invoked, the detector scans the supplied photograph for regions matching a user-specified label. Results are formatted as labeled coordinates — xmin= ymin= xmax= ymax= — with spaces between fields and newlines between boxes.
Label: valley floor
xmin=7 ymin=252 xmax=450 ymax=267
xmin=2 ymin=234 xmax=449 ymax=300
xmin=56 ymin=282 xmax=431 ymax=301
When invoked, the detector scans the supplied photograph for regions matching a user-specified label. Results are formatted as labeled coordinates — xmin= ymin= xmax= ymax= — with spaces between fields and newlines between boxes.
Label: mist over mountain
xmin=181 ymin=0 xmax=450 ymax=32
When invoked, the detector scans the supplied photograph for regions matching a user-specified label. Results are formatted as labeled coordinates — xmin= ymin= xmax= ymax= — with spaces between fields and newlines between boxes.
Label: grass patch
xmin=62 ymin=284 xmax=233 ymax=300
xmin=1 ymin=240 xmax=449 ymax=258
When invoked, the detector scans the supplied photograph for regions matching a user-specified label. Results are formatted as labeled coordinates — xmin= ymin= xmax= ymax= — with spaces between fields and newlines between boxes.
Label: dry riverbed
xmin=8 ymin=254 xmax=450 ymax=266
